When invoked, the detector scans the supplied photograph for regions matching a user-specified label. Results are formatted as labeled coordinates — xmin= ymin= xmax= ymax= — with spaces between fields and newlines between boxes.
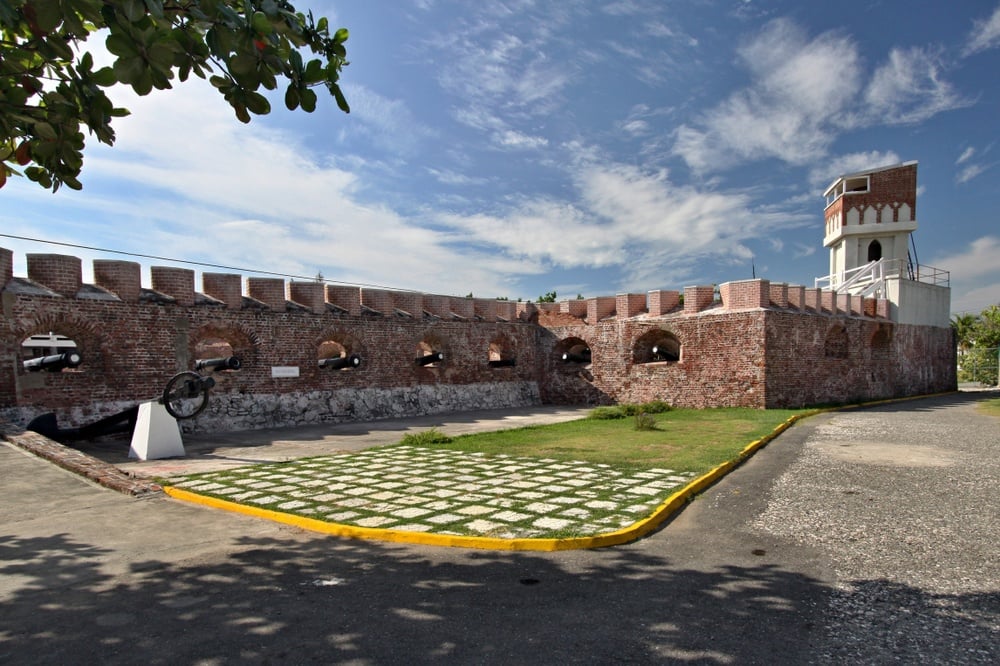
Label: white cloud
xmin=963 ymin=3 xmax=1000 ymax=56
xmin=673 ymin=19 xmax=861 ymax=172
xmin=956 ymin=163 xmax=987 ymax=184
xmin=863 ymin=47 xmax=971 ymax=125
xmin=929 ymin=237 xmax=1000 ymax=313
xmin=674 ymin=20 xmax=968 ymax=174
xmin=809 ymin=151 xmax=902 ymax=188
xmin=497 ymin=130 xmax=549 ymax=150
xmin=438 ymin=154 xmax=811 ymax=289
xmin=51 ymin=78 xmax=538 ymax=296
xmin=932 ymin=237 xmax=1000 ymax=281
xmin=951 ymin=283 xmax=1000 ymax=314
xmin=956 ymin=146 xmax=976 ymax=164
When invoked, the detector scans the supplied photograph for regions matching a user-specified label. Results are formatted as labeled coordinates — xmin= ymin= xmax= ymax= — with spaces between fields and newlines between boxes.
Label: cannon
xmin=319 ymin=354 xmax=362 ymax=369
xmin=194 ymin=356 xmax=242 ymax=371
xmin=23 ymin=351 xmax=82 ymax=373
xmin=561 ymin=349 xmax=591 ymax=363
xmin=415 ymin=351 xmax=444 ymax=366
xmin=160 ymin=372 xmax=216 ymax=419
xmin=651 ymin=345 xmax=679 ymax=362
xmin=488 ymin=358 xmax=516 ymax=368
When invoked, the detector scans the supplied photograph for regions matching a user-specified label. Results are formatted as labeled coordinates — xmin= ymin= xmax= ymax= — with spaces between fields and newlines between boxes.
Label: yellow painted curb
xmin=163 ymin=392 xmax=954 ymax=551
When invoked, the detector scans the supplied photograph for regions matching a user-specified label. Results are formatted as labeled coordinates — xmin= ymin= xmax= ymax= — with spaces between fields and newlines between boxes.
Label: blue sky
xmin=3 ymin=0 xmax=999 ymax=314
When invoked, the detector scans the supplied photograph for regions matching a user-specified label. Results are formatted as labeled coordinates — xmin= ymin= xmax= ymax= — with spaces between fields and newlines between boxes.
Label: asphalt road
xmin=2 ymin=391 xmax=998 ymax=664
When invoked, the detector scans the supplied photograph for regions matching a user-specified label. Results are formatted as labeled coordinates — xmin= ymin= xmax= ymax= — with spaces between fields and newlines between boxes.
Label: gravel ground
xmin=753 ymin=394 xmax=1000 ymax=663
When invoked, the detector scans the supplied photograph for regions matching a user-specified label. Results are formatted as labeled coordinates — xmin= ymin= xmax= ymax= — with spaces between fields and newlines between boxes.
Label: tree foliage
xmin=954 ymin=305 xmax=1000 ymax=386
xmin=1 ymin=0 xmax=350 ymax=191
xmin=537 ymin=290 xmax=557 ymax=303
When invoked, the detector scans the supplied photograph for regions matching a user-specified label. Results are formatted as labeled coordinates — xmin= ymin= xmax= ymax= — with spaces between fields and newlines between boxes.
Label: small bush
xmin=641 ymin=400 xmax=672 ymax=414
xmin=588 ymin=406 xmax=627 ymax=420
xmin=400 ymin=428 xmax=453 ymax=446
xmin=589 ymin=401 xmax=671 ymax=420
xmin=634 ymin=412 xmax=658 ymax=431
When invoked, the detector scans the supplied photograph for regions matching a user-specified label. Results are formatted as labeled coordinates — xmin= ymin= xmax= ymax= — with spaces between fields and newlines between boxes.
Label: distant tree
xmin=956 ymin=305 xmax=1000 ymax=385
xmin=537 ymin=290 xmax=557 ymax=303
xmin=952 ymin=313 xmax=979 ymax=353
xmin=576 ymin=293 xmax=584 ymax=300
xmin=1 ymin=0 xmax=350 ymax=191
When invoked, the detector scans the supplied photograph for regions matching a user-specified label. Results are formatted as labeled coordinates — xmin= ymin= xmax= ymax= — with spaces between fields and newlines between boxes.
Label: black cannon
xmin=416 ymin=351 xmax=444 ymax=366
xmin=194 ymin=356 xmax=242 ymax=371
xmin=561 ymin=349 xmax=591 ymax=363
xmin=319 ymin=354 xmax=362 ymax=369
xmin=651 ymin=345 xmax=679 ymax=362
xmin=488 ymin=358 xmax=516 ymax=368
xmin=23 ymin=352 xmax=82 ymax=373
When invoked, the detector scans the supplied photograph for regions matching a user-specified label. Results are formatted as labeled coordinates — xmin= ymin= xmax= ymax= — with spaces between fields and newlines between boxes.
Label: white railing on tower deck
xmin=815 ymin=258 xmax=949 ymax=297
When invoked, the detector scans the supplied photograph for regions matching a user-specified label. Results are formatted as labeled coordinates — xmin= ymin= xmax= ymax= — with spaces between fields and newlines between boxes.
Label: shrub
xmin=641 ymin=400 xmax=672 ymax=414
xmin=588 ymin=406 xmax=627 ymax=419
xmin=589 ymin=401 xmax=672 ymax=420
xmin=634 ymin=412 xmax=658 ymax=431
xmin=400 ymin=428 xmax=453 ymax=446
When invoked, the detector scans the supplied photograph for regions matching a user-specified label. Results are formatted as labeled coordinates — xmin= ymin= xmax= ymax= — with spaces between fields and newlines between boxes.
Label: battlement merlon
xmin=1 ymin=248 xmax=893 ymax=324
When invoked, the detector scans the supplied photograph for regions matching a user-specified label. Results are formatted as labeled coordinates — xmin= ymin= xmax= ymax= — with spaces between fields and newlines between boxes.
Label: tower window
xmin=867 ymin=240 xmax=882 ymax=262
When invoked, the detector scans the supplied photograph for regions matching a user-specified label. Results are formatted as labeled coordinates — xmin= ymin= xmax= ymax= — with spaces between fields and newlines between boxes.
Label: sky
xmin=2 ymin=0 xmax=999 ymax=314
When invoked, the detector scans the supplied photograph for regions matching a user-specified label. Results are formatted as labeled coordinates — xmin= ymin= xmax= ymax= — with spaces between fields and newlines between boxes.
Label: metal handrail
xmin=816 ymin=258 xmax=949 ymax=293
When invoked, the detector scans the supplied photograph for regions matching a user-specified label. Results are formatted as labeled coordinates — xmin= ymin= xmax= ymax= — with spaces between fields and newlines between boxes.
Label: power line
xmin=0 ymin=233 xmax=418 ymax=292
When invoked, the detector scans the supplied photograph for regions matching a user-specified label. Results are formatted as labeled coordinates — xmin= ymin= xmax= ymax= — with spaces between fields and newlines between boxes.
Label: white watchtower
xmin=817 ymin=161 xmax=950 ymax=327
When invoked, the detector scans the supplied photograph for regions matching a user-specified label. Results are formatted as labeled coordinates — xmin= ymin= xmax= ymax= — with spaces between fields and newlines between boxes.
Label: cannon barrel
xmin=415 ymin=351 xmax=444 ymax=367
xmin=23 ymin=352 xmax=82 ymax=373
xmin=561 ymin=350 xmax=591 ymax=363
xmin=488 ymin=358 xmax=516 ymax=368
xmin=194 ymin=356 xmax=242 ymax=371
xmin=318 ymin=354 xmax=362 ymax=370
xmin=651 ymin=345 xmax=678 ymax=361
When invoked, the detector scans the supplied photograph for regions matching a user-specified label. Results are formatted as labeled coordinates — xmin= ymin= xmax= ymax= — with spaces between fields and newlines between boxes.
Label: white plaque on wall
xmin=271 ymin=366 xmax=300 ymax=378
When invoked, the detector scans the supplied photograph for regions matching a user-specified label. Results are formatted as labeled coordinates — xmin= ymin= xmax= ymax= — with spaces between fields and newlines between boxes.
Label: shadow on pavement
xmin=2 ymin=530 xmax=997 ymax=664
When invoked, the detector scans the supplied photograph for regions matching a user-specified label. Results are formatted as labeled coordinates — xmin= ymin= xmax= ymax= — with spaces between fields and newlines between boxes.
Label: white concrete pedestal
xmin=129 ymin=401 xmax=186 ymax=460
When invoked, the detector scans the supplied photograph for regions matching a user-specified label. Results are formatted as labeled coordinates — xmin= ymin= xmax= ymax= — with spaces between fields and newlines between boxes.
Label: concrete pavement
xmin=2 ymin=391 xmax=998 ymax=664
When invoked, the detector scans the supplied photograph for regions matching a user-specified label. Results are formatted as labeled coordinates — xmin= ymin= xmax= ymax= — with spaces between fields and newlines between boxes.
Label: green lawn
xmin=402 ymin=407 xmax=810 ymax=475
xmin=978 ymin=398 xmax=1000 ymax=418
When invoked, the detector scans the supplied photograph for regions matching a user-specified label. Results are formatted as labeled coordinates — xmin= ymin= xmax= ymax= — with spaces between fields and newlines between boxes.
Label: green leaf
xmin=252 ymin=11 xmax=272 ymax=35
xmin=31 ymin=0 xmax=63 ymax=33
xmin=333 ymin=28 xmax=349 ymax=44
xmin=245 ymin=91 xmax=271 ymax=115
xmin=143 ymin=0 xmax=165 ymax=19
xmin=304 ymin=59 xmax=323 ymax=83
xmin=233 ymin=103 xmax=251 ymax=124
xmin=284 ymin=85 xmax=300 ymax=110
xmin=332 ymin=84 xmax=350 ymax=113
xmin=122 ymin=0 xmax=147 ymax=23
xmin=230 ymin=53 xmax=257 ymax=76
xmin=106 ymin=33 xmax=139 ymax=57
xmin=300 ymin=87 xmax=316 ymax=112
xmin=34 ymin=123 xmax=58 ymax=140
xmin=92 ymin=67 xmax=118 ymax=86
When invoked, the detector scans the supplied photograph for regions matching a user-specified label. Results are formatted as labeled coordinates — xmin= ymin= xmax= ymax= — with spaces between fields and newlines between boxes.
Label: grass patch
xmin=978 ymin=398 xmax=1000 ymax=418
xmin=409 ymin=407 xmax=808 ymax=474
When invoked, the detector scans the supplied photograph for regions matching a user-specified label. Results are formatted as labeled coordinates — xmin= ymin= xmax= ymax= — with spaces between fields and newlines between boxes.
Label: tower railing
xmin=815 ymin=258 xmax=949 ymax=296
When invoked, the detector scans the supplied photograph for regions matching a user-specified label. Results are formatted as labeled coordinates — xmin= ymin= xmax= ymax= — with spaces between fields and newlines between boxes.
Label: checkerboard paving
xmin=164 ymin=445 xmax=697 ymax=539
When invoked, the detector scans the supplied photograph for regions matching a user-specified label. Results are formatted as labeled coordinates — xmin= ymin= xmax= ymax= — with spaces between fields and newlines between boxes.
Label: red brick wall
xmin=27 ymin=254 xmax=82 ymax=297
xmin=0 ymin=248 xmax=956 ymax=432
xmin=94 ymin=260 xmax=142 ymax=302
